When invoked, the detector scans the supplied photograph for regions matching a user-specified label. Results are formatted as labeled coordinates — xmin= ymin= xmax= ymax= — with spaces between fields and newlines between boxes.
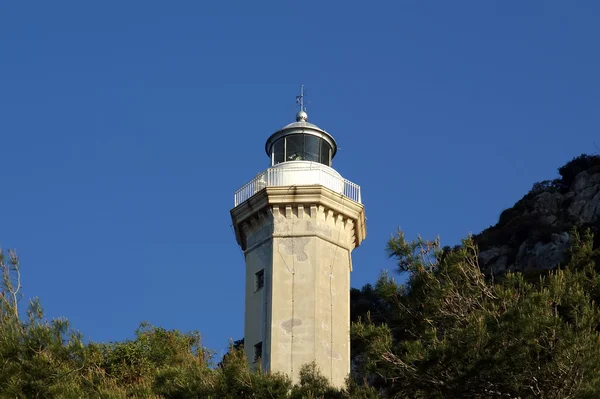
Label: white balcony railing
xmin=234 ymin=165 xmax=362 ymax=207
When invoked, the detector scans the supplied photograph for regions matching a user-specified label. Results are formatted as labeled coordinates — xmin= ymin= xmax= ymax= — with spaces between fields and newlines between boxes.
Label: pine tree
xmin=352 ymin=228 xmax=600 ymax=398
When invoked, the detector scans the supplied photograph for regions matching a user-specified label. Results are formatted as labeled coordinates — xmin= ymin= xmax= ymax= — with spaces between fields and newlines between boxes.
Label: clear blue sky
xmin=1 ymin=1 xmax=599 ymax=355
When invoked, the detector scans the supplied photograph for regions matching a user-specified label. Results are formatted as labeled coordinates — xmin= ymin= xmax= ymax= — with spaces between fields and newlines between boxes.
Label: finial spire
xmin=295 ymin=85 xmax=308 ymax=121
xmin=296 ymin=85 xmax=306 ymax=112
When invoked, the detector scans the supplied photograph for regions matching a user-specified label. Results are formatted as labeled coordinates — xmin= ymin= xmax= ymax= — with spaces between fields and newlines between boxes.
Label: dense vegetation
xmin=350 ymin=228 xmax=600 ymax=397
xmin=3 ymin=155 xmax=600 ymax=398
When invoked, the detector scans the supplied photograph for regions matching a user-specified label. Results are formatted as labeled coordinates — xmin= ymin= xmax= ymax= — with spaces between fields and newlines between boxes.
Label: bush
xmin=557 ymin=154 xmax=600 ymax=191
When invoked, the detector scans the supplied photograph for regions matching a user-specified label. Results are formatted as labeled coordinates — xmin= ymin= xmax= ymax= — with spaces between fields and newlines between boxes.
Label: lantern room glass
xmin=271 ymin=134 xmax=332 ymax=167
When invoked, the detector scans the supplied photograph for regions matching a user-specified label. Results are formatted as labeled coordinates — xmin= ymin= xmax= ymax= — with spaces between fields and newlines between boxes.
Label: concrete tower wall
xmin=233 ymin=186 xmax=365 ymax=387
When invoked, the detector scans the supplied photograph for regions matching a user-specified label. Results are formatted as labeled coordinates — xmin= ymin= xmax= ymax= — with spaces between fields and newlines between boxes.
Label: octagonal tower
xmin=230 ymin=88 xmax=366 ymax=387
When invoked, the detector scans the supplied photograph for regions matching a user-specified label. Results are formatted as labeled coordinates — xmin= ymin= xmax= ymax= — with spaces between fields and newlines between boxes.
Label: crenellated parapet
xmin=232 ymin=185 xmax=366 ymax=255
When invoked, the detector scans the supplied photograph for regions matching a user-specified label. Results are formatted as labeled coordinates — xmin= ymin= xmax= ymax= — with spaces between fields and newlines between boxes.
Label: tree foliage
xmin=351 ymin=229 xmax=600 ymax=398
xmin=4 ymin=222 xmax=600 ymax=397
xmin=0 ymin=250 xmax=375 ymax=398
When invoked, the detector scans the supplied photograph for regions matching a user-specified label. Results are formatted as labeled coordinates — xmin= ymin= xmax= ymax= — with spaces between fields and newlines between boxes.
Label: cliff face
xmin=475 ymin=155 xmax=600 ymax=275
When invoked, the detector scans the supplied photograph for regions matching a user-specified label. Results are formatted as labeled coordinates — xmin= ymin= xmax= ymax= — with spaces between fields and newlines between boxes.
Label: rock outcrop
xmin=475 ymin=155 xmax=600 ymax=275
xmin=567 ymin=171 xmax=600 ymax=224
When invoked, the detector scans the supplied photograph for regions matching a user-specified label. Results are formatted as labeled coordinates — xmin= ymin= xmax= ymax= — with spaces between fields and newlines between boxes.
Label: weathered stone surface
xmin=515 ymin=232 xmax=570 ymax=271
xmin=479 ymin=246 xmax=511 ymax=274
xmin=532 ymin=191 xmax=563 ymax=214
xmin=567 ymin=173 xmax=600 ymax=224
xmin=571 ymin=171 xmax=600 ymax=193
xmin=479 ymin=167 xmax=600 ymax=274
xmin=541 ymin=215 xmax=558 ymax=226
xmin=562 ymin=191 xmax=575 ymax=201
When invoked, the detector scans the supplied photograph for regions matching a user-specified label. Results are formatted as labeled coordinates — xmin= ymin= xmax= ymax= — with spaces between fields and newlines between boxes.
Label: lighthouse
xmin=230 ymin=87 xmax=366 ymax=387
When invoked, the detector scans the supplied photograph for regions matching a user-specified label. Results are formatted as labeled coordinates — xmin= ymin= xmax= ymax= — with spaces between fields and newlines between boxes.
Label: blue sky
xmin=1 ymin=1 xmax=599 ymax=355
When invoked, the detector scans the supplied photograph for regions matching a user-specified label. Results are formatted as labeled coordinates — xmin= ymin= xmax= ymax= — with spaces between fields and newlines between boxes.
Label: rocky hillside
xmin=474 ymin=154 xmax=600 ymax=276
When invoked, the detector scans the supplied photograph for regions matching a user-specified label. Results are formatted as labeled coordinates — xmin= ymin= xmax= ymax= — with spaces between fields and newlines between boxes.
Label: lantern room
xmin=265 ymin=110 xmax=338 ymax=167
xmin=232 ymin=86 xmax=362 ymax=207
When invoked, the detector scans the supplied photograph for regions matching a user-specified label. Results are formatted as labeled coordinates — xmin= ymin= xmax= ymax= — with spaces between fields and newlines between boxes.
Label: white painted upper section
xmin=272 ymin=161 xmax=343 ymax=192
xmin=234 ymin=161 xmax=361 ymax=206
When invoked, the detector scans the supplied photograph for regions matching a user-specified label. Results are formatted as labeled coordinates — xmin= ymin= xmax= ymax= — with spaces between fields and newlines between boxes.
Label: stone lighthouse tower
xmin=230 ymin=87 xmax=366 ymax=387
